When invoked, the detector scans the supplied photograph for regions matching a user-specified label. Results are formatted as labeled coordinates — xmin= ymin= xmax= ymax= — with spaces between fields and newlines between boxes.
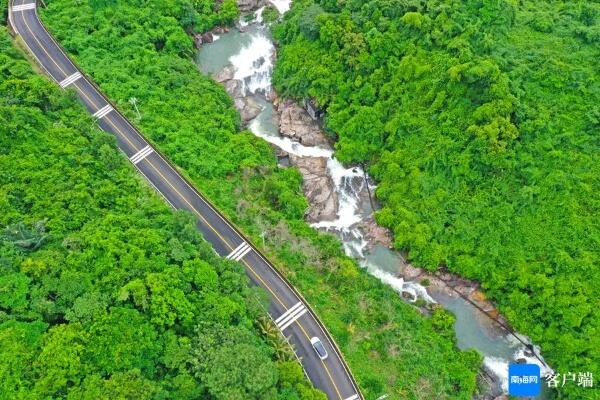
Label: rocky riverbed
xmin=197 ymin=8 xmax=553 ymax=399
xmin=214 ymin=55 xmax=515 ymax=338
xmin=214 ymin=62 xmax=341 ymax=222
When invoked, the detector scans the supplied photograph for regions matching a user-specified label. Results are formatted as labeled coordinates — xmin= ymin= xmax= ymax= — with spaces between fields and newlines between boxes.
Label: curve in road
xmin=7 ymin=1 xmax=363 ymax=399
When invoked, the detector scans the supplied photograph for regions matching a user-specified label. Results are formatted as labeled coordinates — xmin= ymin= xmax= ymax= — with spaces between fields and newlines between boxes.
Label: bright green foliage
xmin=192 ymin=0 xmax=240 ymax=31
xmin=38 ymin=0 xmax=483 ymax=398
xmin=0 ymin=26 xmax=310 ymax=399
xmin=191 ymin=324 xmax=279 ymax=399
xmin=274 ymin=0 xmax=600 ymax=397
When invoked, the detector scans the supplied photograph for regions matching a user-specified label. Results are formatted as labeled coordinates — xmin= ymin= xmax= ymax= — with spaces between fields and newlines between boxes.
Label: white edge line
xmin=15 ymin=6 xmax=362 ymax=396
xmin=8 ymin=3 xmax=59 ymax=85
xmin=151 ymin=147 xmax=363 ymax=397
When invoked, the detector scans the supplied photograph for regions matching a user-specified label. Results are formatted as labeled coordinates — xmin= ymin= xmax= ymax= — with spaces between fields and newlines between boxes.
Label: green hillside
xmin=273 ymin=0 xmax=600 ymax=398
xmin=0 ymin=25 xmax=322 ymax=399
xmin=35 ymin=0 xmax=484 ymax=398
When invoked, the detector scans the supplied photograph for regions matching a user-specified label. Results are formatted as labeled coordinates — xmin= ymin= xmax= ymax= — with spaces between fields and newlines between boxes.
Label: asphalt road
xmin=8 ymin=1 xmax=362 ymax=399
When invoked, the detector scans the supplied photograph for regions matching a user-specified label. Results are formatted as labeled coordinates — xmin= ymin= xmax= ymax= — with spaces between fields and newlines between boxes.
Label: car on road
xmin=310 ymin=337 xmax=328 ymax=360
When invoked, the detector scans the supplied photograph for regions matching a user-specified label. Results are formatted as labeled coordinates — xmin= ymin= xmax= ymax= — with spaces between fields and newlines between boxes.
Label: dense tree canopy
xmin=37 ymin=0 xmax=483 ymax=398
xmin=273 ymin=0 xmax=600 ymax=397
xmin=0 ymin=25 xmax=321 ymax=399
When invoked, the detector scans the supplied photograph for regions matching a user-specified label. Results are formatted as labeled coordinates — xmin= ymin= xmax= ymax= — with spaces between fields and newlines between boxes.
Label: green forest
xmin=273 ymin=0 xmax=600 ymax=398
xmin=0 ymin=23 xmax=326 ymax=399
xmin=30 ymin=0 xmax=483 ymax=398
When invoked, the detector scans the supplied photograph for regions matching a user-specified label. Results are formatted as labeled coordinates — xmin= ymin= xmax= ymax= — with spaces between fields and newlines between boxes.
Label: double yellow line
xmin=15 ymin=3 xmax=347 ymax=398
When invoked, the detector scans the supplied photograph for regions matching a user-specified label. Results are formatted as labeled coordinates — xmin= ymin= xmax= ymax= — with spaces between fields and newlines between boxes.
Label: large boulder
xmin=214 ymin=64 xmax=235 ymax=83
xmin=224 ymin=79 xmax=244 ymax=99
xmin=201 ymin=32 xmax=214 ymax=44
xmin=278 ymin=101 xmax=330 ymax=147
xmin=193 ymin=33 xmax=203 ymax=49
xmin=215 ymin=65 xmax=262 ymax=125
xmin=239 ymin=96 xmax=262 ymax=122
xmin=289 ymin=155 xmax=338 ymax=221
xmin=237 ymin=0 xmax=264 ymax=12
xmin=357 ymin=215 xmax=393 ymax=248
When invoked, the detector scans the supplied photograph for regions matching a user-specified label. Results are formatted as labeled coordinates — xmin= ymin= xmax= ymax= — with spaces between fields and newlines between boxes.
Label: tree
xmin=299 ymin=4 xmax=325 ymax=40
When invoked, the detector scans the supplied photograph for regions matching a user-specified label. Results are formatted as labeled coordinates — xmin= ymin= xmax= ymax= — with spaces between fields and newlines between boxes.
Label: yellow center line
xmin=18 ymin=8 xmax=348 ymax=399
xmin=19 ymin=5 xmax=288 ymax=307
xmin=298 ymin=321 xmax=344 ymax=399
xmin=19 ymin=5 xmax=71 ymax=79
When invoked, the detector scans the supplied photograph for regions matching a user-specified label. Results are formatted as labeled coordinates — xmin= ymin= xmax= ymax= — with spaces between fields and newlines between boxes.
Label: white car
xmin=310 ymin=337 xmax=328 ymax=360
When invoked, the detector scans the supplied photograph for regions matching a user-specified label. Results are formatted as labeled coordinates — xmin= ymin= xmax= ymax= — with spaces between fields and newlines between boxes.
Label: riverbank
xmin=41 ymin=1 xmax=482 ymax=398
xmin=198 ymin=8 xmax=553 ymax=399
xmin=272 ymin=1 xmax=600 ymax=399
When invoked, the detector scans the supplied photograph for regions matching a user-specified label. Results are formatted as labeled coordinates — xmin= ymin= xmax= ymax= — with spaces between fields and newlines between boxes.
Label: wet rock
xmin=278 ymin=101 xmax=330 ymax=147
xmin=237 ymin=0 xmax=265 ymax=12
xmin=201 ymin=32 xmax=214 ymax=44
xmin=357 ymin=216 xmax=393 ymax=248
xmin=276 ymin=148 xmax=290 ymax=167
xmin=401 ymin=291 xmax=417 ymax=302
xmin=239 ymin=96 xmax=262 ymax=122
xmin=401 ymin=263 xmax=424 ymax=281
xmin=215 ymin=65 xmax=262 ymax=125
xmin=224 ymin=79 xmax=244 ymax=99
xmin=289 ymin=155 xmax=338 ymax=221
xmin=214 ymin=64 xmax=235 ymax=83
xmin=253 ymin=56 xmax=266 ymax=69
xmin=269 ymin=87 xmax=279 ymax=103
xmin=193 ymin=33 xmax=203 ymax=49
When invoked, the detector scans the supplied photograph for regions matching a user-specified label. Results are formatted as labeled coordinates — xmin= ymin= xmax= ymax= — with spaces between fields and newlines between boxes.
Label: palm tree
xmin=257 ymin=316 xmax=296 ymax=361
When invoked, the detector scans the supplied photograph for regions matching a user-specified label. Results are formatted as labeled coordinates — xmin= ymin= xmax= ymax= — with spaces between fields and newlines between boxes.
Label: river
xmin=196 ymin=9 xmax=553 ymax=399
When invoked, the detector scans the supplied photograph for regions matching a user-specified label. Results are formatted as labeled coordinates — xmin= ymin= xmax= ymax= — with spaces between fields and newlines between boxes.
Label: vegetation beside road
xmin=273 ymin=0 xmax=600 ymax=397
xmin=38 ymin=0 xmax=482 ymax=398
xmin=0 ymin=25 xmax=321 ymax=400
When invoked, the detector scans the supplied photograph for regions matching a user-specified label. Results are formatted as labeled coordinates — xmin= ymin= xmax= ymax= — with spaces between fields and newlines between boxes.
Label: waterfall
xmin=229 ymin=32 xmax=273 ymax=96
xmin=268 ymin=0 xmax=291 ymax=13
xmin=198 ymin=13 xmax=553 ymax=397
xmin=231 ymin=18 xmax=435 ymax=305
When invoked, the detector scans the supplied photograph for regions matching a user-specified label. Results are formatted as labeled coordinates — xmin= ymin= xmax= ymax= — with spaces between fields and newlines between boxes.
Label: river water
xmin=196 ymin=11 xmax=553 ymax=398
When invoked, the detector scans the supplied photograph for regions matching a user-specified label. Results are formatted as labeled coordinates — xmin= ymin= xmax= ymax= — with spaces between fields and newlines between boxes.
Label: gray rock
xmin=357 ymin=215 xmax=393 ymax=248
xmin=237 ymin=0 xmax=265 ymax=12
xmin=224 ymin=79 xmax=244 ymax=99
xmin=276 ymin=148 xmax=290 ymax=167
xmin=234 ymin=98 xmax=246 ymax=111
xmin=201 ymin=32 xmax=214 ymax=44
xmin=278 ymin=101 xmax=330 ymax=147
xmin=253 ymin=56 xmax=266 ymax=69
xmin=401 ymin=263 xmax=425 ymax=281
xmin=214 ymin=65 xmax=236 ymax=83
xmin=193 ymin=34 xmax=203 ymax=49
xmin=239 ymin=96 xmax=262 ymax=122
xmin=289 ymin=155 xmax=338 ymax=222
xmin=214 ymin=65 xmax=261 ymax=125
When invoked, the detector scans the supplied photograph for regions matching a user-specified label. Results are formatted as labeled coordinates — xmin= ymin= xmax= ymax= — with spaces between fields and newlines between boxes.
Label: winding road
xmin=7 ymin=1 xmax=362 ymax=399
